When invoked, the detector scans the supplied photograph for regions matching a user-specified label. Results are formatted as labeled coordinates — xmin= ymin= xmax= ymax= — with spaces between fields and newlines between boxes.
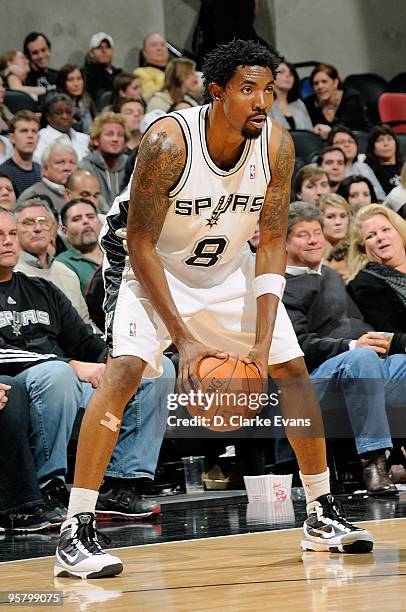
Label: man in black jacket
xmin=83 ymin=33 xmax=122 ymax=104
xmin=0 ymin=206 xmax=174 ymax=522
xmin=283 ymin=202 xmax=406 ymax=495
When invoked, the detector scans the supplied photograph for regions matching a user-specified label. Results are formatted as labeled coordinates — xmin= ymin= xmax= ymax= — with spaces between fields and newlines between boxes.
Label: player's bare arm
xmin=247 ymin=124 xmax=295 ymax=374
xmin=127 ymin=119 xmax=226 ymax=387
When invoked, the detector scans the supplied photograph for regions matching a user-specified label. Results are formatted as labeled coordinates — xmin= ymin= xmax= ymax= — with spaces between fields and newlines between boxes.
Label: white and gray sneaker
xmin=54 ymin=513 xmax=123 ymax=579
xmin=302 ymin=494 xmax=374 ymax=553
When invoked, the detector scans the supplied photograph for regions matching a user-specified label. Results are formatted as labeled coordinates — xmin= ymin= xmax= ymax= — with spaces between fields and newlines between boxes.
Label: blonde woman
xmin=146 ymin=58 xmax=200 ymax=113
xmin=347 ymin=204 xmax=406 ymax=332
xmin=347 ymin=204 xmax=406 ymax=482
xmin=318 ymin=193 xmax=351 ymax=280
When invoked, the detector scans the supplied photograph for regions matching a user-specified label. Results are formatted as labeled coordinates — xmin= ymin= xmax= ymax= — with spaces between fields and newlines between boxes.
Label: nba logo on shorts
xmin=129 ymin=322 xmax=136 ymax=336
xmin=250 ymin=164 xmax=256 ymax=179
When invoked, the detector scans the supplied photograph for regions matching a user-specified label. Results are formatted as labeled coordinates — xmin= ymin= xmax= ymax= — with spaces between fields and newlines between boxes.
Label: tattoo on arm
xmin=127 ymin=129 xmax=185 ymax=245
xmin=261 ymin=130 xmax=295 ymax=239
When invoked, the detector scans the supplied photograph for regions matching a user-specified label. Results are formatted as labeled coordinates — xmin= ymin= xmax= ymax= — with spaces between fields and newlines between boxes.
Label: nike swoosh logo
xmin=60 ymin=549 xmax=80 ymax=563
xmin=311 ymin=526 xmax=335 ymax=538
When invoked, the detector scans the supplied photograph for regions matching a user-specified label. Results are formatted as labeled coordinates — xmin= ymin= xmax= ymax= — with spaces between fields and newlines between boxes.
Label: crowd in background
xmin=0 ymin=24 xmax=406 ymax=533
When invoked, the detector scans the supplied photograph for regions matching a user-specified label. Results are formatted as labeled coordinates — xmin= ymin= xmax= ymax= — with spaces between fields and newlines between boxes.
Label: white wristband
xmin=252 ymin=273 xmax=286 ymax=300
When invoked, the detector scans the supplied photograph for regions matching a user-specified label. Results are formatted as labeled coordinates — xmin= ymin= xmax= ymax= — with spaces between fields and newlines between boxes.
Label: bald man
xmin=65 ymin=169 xmax=109 ymax=214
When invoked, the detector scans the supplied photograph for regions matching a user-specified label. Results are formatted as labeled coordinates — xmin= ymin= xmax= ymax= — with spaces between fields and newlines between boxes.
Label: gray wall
xmin=0 ymin=0 xmax=276 ymax=72
xmin=272 ymin=0 xmax=406 ymax=80
xmin=0 ymin=0 xmax=404 ymax=79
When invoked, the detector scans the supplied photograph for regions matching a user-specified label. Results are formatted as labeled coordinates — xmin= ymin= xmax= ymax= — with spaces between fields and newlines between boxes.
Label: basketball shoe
xmin=96 ymin=485 xmax=160 ymax=521
xmin=54 ymin=513 xmax=123 ymax=579
xmin=301 ymin=494 xmax=373 ymax=553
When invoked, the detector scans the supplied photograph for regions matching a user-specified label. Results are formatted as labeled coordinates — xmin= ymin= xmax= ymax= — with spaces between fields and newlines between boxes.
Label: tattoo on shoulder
xmin=261 ymin=130 xmax=294 ymax=238
xmin=127 ymin=130 xmax=185 ymax=244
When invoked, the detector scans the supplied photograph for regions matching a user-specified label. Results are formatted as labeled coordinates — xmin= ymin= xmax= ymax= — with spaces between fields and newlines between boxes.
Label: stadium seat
xmin=290 ymin=129 xmax=323 ymax=164
xmin=352 ymin=130 xmax=368 ymax=154
xmin=4 ymin=90 xmax=38 ymax=113
xmin=96 ymin=89 xmax=112 ymax=112
xmin=396 ymin=133 xmax=406 ymax=155
xmin=388 ymin=72 xmax=406 ymax=93
xmin=378 ymin=92 xmax=406 ymax=133
xmin=343 ymin=73 xmax=388 ymax=124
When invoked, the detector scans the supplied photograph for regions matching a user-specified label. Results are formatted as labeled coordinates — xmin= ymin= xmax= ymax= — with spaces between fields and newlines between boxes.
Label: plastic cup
xmin=243 ymin=474 xmax=293 ymax=502
xmin=182 ymin=456 xmax=205 ymax=493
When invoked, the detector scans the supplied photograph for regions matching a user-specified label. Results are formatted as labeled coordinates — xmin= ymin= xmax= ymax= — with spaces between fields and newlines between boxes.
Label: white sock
xmin=300 ymin=468 xmax=330 ymax=505
xmin=67 ymin=487 xmax=99 ymax=519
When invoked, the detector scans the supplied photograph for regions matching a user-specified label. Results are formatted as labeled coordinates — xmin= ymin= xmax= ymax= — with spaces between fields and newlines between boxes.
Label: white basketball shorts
xmin=106 ymin=252 xmax=303 ymax=378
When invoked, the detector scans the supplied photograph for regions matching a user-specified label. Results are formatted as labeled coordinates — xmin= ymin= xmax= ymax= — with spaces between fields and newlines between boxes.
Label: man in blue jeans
xmin=0 ymin=206 xmax=175 ymax=523
xmin=283 ymin=202 xmax=406 ymax=495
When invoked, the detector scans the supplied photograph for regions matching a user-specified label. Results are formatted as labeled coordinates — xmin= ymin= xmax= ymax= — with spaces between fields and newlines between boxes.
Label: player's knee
xmin=270 ymin=356 xmax=308 ymax=380
xmin=104 ymin=355 xmax=145 ymax=394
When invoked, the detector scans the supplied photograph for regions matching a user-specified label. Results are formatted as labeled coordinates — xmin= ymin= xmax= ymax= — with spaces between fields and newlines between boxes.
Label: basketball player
xmin=55 ymin=40 xmax=373 ymax=579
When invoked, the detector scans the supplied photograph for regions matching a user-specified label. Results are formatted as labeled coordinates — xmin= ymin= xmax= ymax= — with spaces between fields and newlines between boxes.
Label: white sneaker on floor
xmin=302 ymin=494 xmax=373 ymax=553
xmin=54 ymin=513 xmax=123 ymax=579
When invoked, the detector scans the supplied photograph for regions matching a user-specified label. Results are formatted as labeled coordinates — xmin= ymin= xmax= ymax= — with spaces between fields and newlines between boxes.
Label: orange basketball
xmin=187 ymin=355 xmax=264 ymax=431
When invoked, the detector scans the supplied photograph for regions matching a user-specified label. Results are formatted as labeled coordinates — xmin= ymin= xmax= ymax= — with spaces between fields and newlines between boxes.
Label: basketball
xmin=186 ymin=355 xmax=264 ymax=431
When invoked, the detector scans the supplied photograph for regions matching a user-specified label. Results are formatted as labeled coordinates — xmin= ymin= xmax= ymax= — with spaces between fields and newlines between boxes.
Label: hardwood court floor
xmin=1 ymin=518 xmax=405 ymax=611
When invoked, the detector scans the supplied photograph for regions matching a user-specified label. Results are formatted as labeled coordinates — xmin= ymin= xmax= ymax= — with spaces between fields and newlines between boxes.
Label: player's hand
xmin=69 ymin=361 xmax=106 ymax=388
xmin=177 ymin=339 xmax=228 ymax=395
xmin=242 ymin=346 xmax=268 ymax=388
xmin=0 ymin=383 xmax=11 ymax=410
xmin=355 ymin=332 xmax=390 ymax=355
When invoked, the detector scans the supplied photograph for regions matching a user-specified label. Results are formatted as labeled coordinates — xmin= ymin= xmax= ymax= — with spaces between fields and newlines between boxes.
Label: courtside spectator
xmin=146 ymin=58 xmax=200 ymax=113
xmin=84 ymin=32 xmax=122 ymax=103
xmin=365 ymin=125 xmax=404 ymax=195
xmin=18 ymin=142 xmax=77 ymax=213
xmin=15 ymin=198 xmax=97 ymax=327
xmin=134 ymin=32 xmax=169 ymax=100
xmin=318 ymin=146 xmax=347 ymax=192
xmin=0 ymin=49 xmax=45 ymax=99
xmin=23 ymin=31 xmax=58 ymax=90
xmin=268 ymin=60 xmax=313 ymax=130
xmin=79 ymin=112 xmax=128 ymax=206
xmin=118 ymin=98 xmax=144 ymax=153
xmin=294 ymin=164 xmax=330 ymax=205
xmin=57 ymin=64 xmax=95 ymax=133
xmin=34 ymin=93 xmax=89 ymax=164
xmin=283 ymin=202 xmax=403 ymax=496
xmin=57 ymin=198 xmax=103 ymax=295
xmin=304 ymin=63 xmax=370 ymax=139
xmin=64 ymin=169 xmax=108 ymax=214
xmin=327 ymin=126 xmax=385 ymax=201
xmin=109 ymin=73 xmax=143 ymax=111
xmin=337 ymin=175 xmax=378 ymax=212
xmin=0 ymin=111 xmax=41 ymax=196
xmin=0 ymin=173 xmax=16 ymax=210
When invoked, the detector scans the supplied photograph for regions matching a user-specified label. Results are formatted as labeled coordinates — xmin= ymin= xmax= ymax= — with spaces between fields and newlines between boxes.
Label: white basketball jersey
xmin=156 ymin=104 xmax=272 ymax=288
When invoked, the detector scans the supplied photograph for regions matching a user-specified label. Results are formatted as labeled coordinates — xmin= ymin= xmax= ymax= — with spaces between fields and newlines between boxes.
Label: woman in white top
xmin=268 ymin=61 xmax=313 ymax=131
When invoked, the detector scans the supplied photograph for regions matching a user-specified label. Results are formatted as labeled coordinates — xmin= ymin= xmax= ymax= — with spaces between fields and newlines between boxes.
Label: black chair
xmin=388 ymin=72 xmax=406 ymax=93
xmin=4 ymin=90 xmax=38 ymax=113
xmin=352 ymin=130 xmax=368 ymax=154
xmin=96 ymin=89 xmax=112 ymax=112
xmin=343 ymin=73 xmax=388 ymax=124
xmin=290 ymin=130 xmax=323 ymax=164
xmin=397 ymin=133 xmax=406 ymax=156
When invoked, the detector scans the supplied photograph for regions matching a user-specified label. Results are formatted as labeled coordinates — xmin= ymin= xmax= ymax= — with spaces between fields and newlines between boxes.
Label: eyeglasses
xmin=334 ymin=139 xmax=356 ymax=146
xmin=18 ymin=216 xmax=52 ymax=228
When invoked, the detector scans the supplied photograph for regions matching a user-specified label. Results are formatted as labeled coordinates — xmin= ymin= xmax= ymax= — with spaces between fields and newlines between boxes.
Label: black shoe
xmin=96 ymin=486 xmax=160 ymax=521
xmin=0 ymin=507 xmax=50 ymax=533
xmin=41 ymin=479 xmax=68 ymax=525
xmin=361 ymin=453 xmax=398 ymax=496
xmin=54 ymin=513 xmax=123 ymax=579
xmin=41 ymin=479 xmax=69 ymax=508
xmin=302 ymin=494 xmax=374 ymax=553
